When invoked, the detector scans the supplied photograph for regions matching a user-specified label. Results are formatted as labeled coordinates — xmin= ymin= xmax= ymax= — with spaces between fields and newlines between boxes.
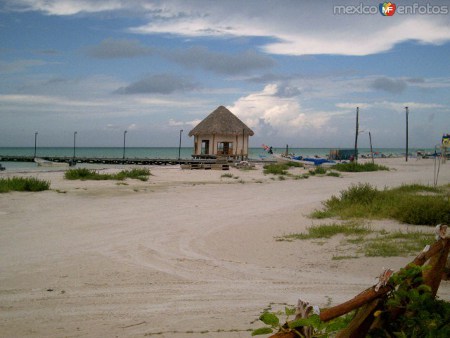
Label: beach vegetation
xmin=277 ymin=221 xmax=434 ymax=258
xmin=308 ymin=166 xmax=327 ymax=175
xmin=64 ymin=168 xmax=150 ymax=181
xmin=326 ymin=171 xmax=341 ymax=177
xmin=252 ymin=305 xmax=352 ymax=336
xmin=332 ymin=162 xmax=389 ymax=172
xmin=0 ymin=176 xmax=50 ymax=193
xmin=276 ymin=221 xmax=372 ymax=241
xmin=314 ymin=183 xmax=449 ymax=225
xmin=221 ymin=173 xmax=233 ymax=178
xmin=263 ymin=163 xmax=289 ymax=175
xmin=293 ymin=173 xmax=310 ymax=180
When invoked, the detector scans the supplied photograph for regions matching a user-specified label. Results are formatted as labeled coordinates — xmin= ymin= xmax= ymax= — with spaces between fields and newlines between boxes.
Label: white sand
xmin=0 ymin=158 xmax=449 ymax=337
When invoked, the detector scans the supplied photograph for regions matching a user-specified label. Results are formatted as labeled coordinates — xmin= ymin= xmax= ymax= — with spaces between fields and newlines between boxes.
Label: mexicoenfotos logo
xmin=333 ymin=2 xmax=449 ymax=15
xmin=379 ymin=2 xmax=396 ymax=16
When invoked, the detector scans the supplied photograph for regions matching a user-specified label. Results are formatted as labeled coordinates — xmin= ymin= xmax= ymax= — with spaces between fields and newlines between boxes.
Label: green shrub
xmin=65 ymin=167 xmax=150 ymax=181
xmin=393 ymin=195 xmax=450 ymax=225
xmin=313 ymin=183 xmax=449 ymax=226
xmin=263 ymin=163 xmax=289 ymax=175
xmin=0 ymin=177 xmax=50 ymax=192
xmin=309 ymin=166 xmax=327 ymax=175
xmin=332 ymin=162 xmax=389 ymax=172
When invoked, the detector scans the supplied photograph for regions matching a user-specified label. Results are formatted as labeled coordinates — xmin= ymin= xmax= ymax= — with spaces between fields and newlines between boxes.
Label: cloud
xmin=0 ymin=59 xmax=47 ymax=73
xmin=7 ymin=1 xmax=450 ymax=56
xmin=5 ymin=0 xmax=126 ymax=15
xmin=370 ymin=77 xmax=408 ymax=94
xmin=336 ymin=103 xmax=373 ymax=110
xmin=115 ymin=74 xmax=198 ymax=94
xmin=165 ymin=47 xmax=274 ymax=75
xmin=86 ymin=38 xmax=153 ymax=59
xmin=228 ymin=84 xmax=336 ymax=137
xmin=127 ymin=1 xmax=450 ymax=56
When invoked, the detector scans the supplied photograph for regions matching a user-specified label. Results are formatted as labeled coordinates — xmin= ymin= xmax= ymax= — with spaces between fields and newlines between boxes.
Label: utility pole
xmin=178 ymin=129 xmax=183 ymax=162
xmin=73 ymin=131 xmax=77 ymax=159
xmin=123 ymin=130 xmax=127 ymax=160
xmin=34 ymin=132 xmax=38 ymax=158
xmin=354 ymin=107 xmax=359 ymax=162
xmin=405 ymin=106 xmax=409 ymax=162
xmin=369 ymin=131 xmax=374 ymax=164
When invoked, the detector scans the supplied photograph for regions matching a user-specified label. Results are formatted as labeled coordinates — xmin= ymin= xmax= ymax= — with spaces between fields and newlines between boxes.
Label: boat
xmin=34 ymin=158 xmax=70 ymax=167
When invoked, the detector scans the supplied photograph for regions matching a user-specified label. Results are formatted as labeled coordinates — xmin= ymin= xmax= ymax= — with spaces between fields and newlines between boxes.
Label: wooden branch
xmin=320 ymin=238 xmax=449 ymax=322
xmin=336 ymin=299 xmax=382 ymax=338
xmin=319 ymin=284 xmax=391 ymax=322
xmin=423 ymin=238 xmax=450 ymax=296
xmin=269 ymin=238 xmax=449 ymax=338
xmin=411 ymin=238 xmax=449 ymax=267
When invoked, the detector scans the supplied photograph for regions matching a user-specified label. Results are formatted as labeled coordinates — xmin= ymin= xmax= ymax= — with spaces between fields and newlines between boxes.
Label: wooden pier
xmin=0 ymin=155 xmax=274 ymax=166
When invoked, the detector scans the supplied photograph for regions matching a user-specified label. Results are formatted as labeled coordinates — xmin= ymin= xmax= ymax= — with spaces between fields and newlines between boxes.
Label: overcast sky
xmin=1 ymin=0 xmax=449 ymax=148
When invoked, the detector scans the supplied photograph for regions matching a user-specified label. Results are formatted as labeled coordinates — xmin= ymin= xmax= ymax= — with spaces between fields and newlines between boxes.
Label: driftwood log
xmin=269 ymin=237 xmax=450 ymax=338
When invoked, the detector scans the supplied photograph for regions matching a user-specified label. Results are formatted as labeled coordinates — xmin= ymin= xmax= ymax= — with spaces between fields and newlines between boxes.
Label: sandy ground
xmin=0 ymin=157 xmax=449 ymax=337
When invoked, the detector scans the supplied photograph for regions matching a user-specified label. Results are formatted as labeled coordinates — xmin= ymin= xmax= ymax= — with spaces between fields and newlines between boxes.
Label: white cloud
xmin=7 ymin=1 xmax=450 ymax=56
xmin=7 ymin=0 xmax=125 ymax=15
xmin=228 ymin=84 xmax=339 ymax=137
xmin=0 ymin=59 xmax=47 ymax=73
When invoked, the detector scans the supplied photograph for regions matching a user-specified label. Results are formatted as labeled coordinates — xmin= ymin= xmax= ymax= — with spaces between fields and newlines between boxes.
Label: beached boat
xmin=34 ymin=158 xmax=70 ymax=167
xmin=273 ymin=153 xmax=336 ymax=166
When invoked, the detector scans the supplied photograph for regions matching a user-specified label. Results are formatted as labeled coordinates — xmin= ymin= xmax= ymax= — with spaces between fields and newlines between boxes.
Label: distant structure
xmin=189 ymin=106 xmax=254 ymax=159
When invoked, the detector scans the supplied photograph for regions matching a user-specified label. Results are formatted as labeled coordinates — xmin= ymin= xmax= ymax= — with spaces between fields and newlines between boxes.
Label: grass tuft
xmin=332 ymin=162 xmax=389 ymax=172
xmin=65 ymin=167 xmax=150 ymax=181
xmin=313 ymin=183 xmax=449 ymax=225
xmin=0 ymin=177 xmax=50 ymax=193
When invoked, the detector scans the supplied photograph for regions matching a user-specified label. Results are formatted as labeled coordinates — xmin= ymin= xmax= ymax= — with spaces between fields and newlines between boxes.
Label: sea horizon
xmin=0 ymin=146 xmax=436 ymax=160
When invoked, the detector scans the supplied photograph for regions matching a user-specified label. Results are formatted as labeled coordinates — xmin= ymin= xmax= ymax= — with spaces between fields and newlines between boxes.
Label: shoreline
xmin=0 ymin=157 xmax=449 ymax=337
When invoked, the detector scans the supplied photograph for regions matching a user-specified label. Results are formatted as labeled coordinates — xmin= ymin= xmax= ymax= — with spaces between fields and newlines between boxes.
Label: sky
xmin=1 ymin=0 xmax=449 ymax=149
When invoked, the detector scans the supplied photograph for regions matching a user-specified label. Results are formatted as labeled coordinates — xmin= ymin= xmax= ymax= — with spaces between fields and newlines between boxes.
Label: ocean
xmin=0 ymin=146 xmax=431 ymax=171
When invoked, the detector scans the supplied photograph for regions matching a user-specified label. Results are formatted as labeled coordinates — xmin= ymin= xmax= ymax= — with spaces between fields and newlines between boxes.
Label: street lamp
xmin=123 ymin=130 xmax=127 ymax=160
xmin=73 ymin=131 xmax=77 ymax=159
xmin=405 ymin=106 xmax=409 ymax=162
xmin=178 ymin=129 xmax=183 ymax=162
xmin=34 ymin=132 xmax=38 ymax=158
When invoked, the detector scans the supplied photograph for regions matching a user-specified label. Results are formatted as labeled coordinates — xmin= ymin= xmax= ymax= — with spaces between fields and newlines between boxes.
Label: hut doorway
xmin=201 ymin=140 xmax=210 ymax=155
xmin=217 ymin=142 xmax=233 ymax=156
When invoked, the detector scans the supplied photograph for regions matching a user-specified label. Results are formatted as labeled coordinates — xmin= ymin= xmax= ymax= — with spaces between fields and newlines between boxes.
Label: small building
xmin=189 ymin=106 xmax=254 ymax=159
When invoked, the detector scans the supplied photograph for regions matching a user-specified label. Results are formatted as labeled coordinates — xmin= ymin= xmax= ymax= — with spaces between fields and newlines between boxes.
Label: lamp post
xmin=405 ymin=106 xmax=409 ymax=162
xmin=123 ymin=130 xmax=127 ymax=160
xmin=73 ymin=131 xmax=77 ymax=159
xmin=178 ymin=129 xmax=183 ymax=162
xmin=34 ymin=131 xmax=38 ymax=158
xmin=354 ymin=107 xmax=359 ymax=162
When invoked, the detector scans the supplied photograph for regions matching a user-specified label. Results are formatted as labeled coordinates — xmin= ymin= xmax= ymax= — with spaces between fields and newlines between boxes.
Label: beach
xmin=0 ymin=157 xmax=449 ymax=337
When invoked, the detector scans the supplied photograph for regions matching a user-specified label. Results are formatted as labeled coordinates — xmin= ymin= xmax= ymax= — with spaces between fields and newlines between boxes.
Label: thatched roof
xmin=188 ymin=106 xmax=254 ymax=137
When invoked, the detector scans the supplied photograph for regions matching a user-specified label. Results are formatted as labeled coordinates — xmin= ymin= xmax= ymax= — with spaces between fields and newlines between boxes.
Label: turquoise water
xmin=0 ymin=146 xmax=427 ymax=160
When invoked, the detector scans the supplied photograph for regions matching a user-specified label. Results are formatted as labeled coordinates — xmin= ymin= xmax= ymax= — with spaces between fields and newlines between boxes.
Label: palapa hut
xmin=189 ymin=106 xmax=254 ymax=159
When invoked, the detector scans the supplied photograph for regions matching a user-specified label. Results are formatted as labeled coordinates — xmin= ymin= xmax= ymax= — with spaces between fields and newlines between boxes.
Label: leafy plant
xmin=252 ymin=306 xmax=352 ymax=336
xmin=369 ymin=265 xmax=450 ymax=337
